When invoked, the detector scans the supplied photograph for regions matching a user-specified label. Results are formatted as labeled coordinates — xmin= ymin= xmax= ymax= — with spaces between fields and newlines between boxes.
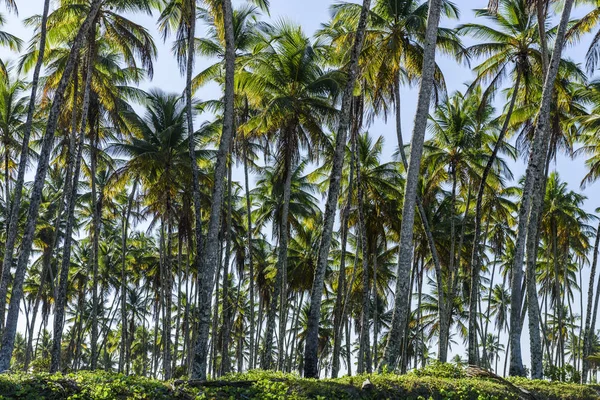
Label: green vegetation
xmin=0 ymin=369 xmax=599 ymax=400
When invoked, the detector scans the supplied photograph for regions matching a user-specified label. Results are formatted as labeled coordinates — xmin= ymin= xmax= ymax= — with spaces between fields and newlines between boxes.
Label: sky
xmin=2 ymin=0 xmax=600 ymax=372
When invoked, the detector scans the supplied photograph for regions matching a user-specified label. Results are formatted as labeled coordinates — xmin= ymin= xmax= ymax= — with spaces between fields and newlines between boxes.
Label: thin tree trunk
xmin=262 ymin=148 xmax=293 ymax=370
xmin=331 ymin=135 xmax=356 ymax=378
xmin=192 ymin=0 xmax=236 ymax=380
xmin=243 ymin=146 xmax=255 ymax=371
xmin=583 ymin=221 xmax=600 ymax=382
xmin=220 ymin=162 xmax=234 ymax=375
xmin=469 ymin=71 xmax=521 ymax=365
xmin=357 ymin=147 xmax=372 ymax=374
xmin=303 ymin=0 xmax=371 ymax=379
xmin=185 ymin=0 xmax=204 ymax=320
xmin=0 ymin=0 xmax=50 ymax=330
xmin=394 ymin=79 xmax=445 ymax=363
xmin=380 ymin=0 xmax=444 ymax=371
xmin=508 ymin=0 xmax=574 ymax=377
xmin=90 ymin=127 xmax=101 ymax=370
xmin=119 ymin=181 xmax=137 ymax=373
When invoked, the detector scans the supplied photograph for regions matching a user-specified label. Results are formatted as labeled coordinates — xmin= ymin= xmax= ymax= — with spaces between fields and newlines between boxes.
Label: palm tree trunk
xmin=119 ymin=181 xmax=137 ymax=373
xmin=394 ymin=79 xmax=444 ymax=360
xmin=508 ymin=0 xmax=574 ymax=377
xmin=185 ymin=0 xmax=204 ymax=307
xmin=243 ymin=145 xmax=255 ymax=370
xmin=372 ymin=248 xmax=379 ymax=367
xmin=583 ymin=221 xmax=600 ymax=382
xmin=49 ymin=63 xmax=91 ymax=373
xmin=262 ymin=148 xmax=293 ymax=370
xmin=303 ymin=0 xmax=371 ymax=379
xmin=192 ymin=0 xmax=236 ymax=381
xmin=380 ymin=0 xmax=444 ymax=371
xmin=357 ymin=152 xmax=372 ymax=374
xmin=0 ymin=0 xmax=50 ymax=328
xmin=220 ymin=162 xmax=234 ymax=375
xmin=90 ymin=126 xmax=101 ymax=370
xmin=331 ymin=129 xmax=356 ymax=378
xmin=469 ymin=71 xmax=521 ymax=365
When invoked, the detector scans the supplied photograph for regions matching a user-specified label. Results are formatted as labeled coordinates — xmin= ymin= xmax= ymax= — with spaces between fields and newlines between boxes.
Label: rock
xmin=361 ymin=378 xmax=373 ymax=391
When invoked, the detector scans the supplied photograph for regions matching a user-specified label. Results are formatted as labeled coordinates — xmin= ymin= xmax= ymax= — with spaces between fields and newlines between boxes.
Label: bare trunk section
xmin=185 ymin=0 xmax=204 ymax=310
xmin=261 ymin=147 xmax=292 ymax=370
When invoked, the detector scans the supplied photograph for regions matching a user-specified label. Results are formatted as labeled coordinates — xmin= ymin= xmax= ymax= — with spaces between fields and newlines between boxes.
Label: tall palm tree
xmin=304 ymin=0 xmax=371 ymax=379
xmin=457 ymin=0 xmax=544 ymax=365
xmin=380 ymin=0 xmax=446 ymax=372
xmin=506 ymin=0 xmax=575 ymax=377
xmin=192 ymin=0 xmax=236 ymax=381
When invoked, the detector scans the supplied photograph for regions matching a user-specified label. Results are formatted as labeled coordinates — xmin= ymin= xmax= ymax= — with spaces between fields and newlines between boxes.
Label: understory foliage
xmin=0 ymin=368 xmax=599 ymax=400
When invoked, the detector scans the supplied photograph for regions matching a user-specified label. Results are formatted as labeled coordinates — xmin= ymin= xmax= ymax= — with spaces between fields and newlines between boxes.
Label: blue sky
xmin=3 ymin=0 xmax=600 ymax=370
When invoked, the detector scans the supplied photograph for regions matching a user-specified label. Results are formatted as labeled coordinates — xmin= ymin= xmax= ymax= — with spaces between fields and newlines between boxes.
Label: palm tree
xmin=380 ymin=0 xmax=445 ymax=372
xmin=457 ymin=0 xmax=544 ymax=365
xmin=192 ymin=0 xmax=236 ymax=381
xmin=304 ymin=0 xmax=371 ymax=379
xmin=506 ymin=0 xmax=575 ymax=377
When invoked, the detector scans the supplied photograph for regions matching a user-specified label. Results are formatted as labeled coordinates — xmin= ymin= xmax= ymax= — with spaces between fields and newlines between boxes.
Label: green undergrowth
xmin=0 ymin=365 xmax=598 ymax=400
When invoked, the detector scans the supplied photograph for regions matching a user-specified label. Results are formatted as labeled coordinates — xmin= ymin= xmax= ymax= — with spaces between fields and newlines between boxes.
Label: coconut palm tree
xmin=380 ymin=0 xmax=445 ymax=372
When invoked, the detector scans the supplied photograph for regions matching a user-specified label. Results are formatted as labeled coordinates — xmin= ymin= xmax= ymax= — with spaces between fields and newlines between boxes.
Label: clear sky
xmin=2 ymin=0 xmax=600 ymax=371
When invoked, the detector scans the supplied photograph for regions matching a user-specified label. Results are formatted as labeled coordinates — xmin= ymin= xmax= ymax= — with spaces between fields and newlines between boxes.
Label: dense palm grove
xmin=3 ymin=0 xmax=600 ymax=386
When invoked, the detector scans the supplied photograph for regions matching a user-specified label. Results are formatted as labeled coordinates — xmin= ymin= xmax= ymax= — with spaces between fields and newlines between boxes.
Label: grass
xmin=0 ymin=365 xmax=598 ymax=399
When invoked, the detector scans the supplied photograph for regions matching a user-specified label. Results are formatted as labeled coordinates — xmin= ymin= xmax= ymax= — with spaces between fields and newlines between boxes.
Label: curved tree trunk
xmin=192 ymin=0 xmax=235 ymax=381
xmin=303 ymin=0 xmax=371 ymax=379
xmin=0 ymin=4 xmax=102 ymax=370
xmin=0 ymin=0 xmax=50 ymax=330
xmin=508 ymin=0 xmax=573 ymax=377
xmin=380 ymin=0 xmax=444 ymax=371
